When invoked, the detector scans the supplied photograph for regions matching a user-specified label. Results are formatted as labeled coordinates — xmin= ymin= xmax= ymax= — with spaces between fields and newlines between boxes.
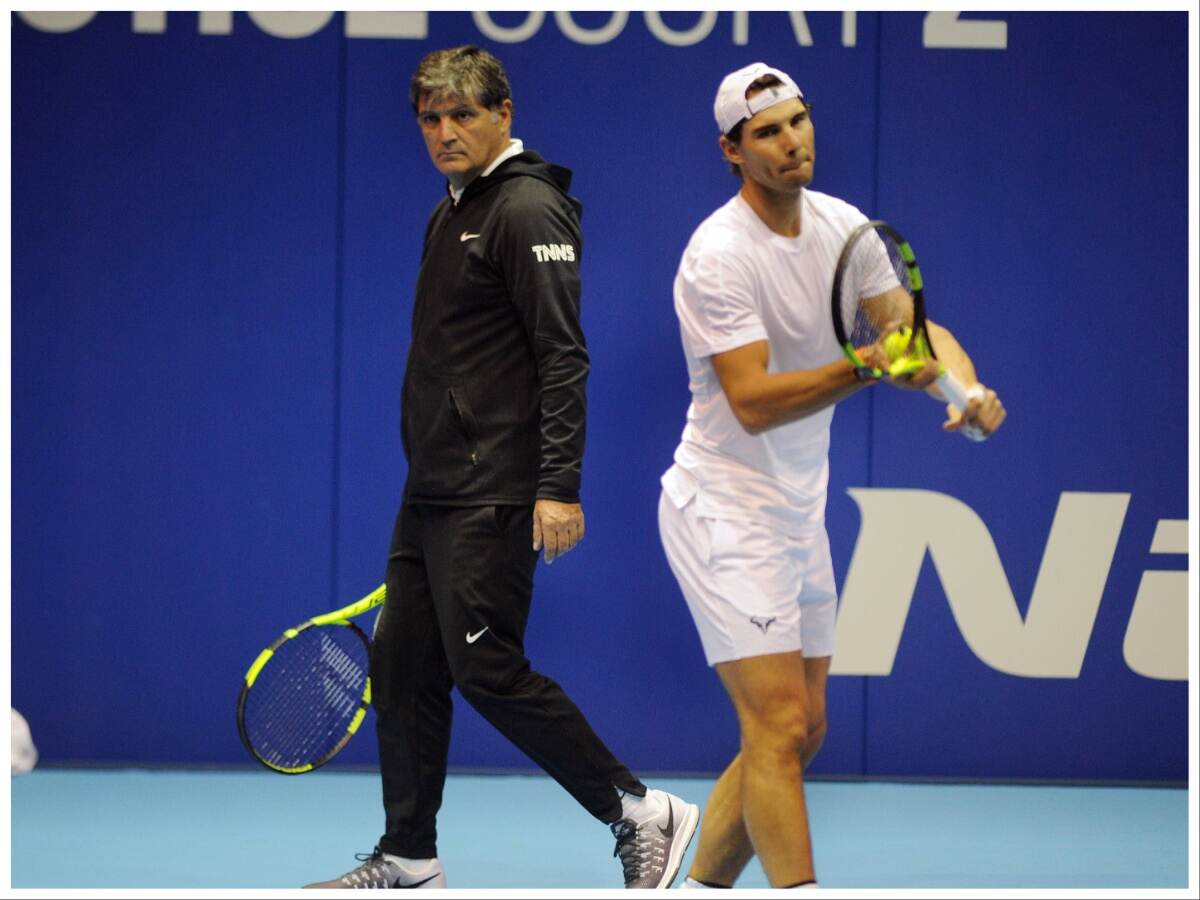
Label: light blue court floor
xmin=8 ymin=768 xmax=1190 ymax=890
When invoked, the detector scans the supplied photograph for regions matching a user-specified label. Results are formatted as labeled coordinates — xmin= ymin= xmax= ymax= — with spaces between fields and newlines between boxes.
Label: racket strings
xmin=842 ymin=229 xmax=917 ymax=352
xmin=251 ymin=634 xmax=364 ymax=766
xmin=243 ymin=625 xmax=370 ymax=769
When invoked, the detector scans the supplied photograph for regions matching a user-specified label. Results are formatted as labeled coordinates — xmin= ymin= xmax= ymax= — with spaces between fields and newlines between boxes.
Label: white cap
xmin=713 ymin=62 xmax=804 ymax=134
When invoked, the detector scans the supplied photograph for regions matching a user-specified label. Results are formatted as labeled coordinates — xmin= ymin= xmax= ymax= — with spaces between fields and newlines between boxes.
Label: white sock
xmin=782 ymin=882 xmax=819 ymax=889
xmin=682 ymin=876 xmax=735 ymax=889
xmin=618 ymin=787 xmax=663 ymax=823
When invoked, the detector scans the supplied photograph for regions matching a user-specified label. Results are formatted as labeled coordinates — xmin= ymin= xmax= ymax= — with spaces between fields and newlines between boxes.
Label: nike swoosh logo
xmin=466 ymin=627 xmax=489 ymax=644
xmin=657 ymin=798 xmax=675 ymax=838
xmin=460 ymin=231 xmax=481 ymax=241
xmin=394 ymin=872 xmax=442 ymax=889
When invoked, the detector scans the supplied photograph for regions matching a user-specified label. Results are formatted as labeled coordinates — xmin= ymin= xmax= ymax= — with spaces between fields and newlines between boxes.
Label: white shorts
xmin=658 ymin=488 xmax=837 ymax=666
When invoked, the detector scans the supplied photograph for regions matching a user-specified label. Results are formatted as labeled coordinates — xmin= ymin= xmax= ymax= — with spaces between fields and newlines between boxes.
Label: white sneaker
xmin=303 ymin=848 xmax=446 ymax=889
xmin=610 ymin=789 xmax=700 ymax=889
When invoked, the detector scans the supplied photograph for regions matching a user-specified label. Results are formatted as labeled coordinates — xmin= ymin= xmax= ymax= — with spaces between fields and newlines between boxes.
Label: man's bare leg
xmin=686 ymin=754 xmax=754 ymax=886
xmin=687 ymin=656 xmax=830 ymax=887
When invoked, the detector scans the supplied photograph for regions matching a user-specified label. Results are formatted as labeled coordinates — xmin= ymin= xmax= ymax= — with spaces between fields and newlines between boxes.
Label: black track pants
xmin=372 ymin=502 xmax=645 ymax=858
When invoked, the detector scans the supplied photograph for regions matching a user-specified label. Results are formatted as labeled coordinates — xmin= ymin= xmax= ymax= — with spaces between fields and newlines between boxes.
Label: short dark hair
xmin=722 ymin=75 xmax=811 ymax=179
xmin=409 ymin=45 xmax=512 ymax=113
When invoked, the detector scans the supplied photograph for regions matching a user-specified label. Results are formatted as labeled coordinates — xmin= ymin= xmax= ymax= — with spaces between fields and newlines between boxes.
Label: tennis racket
xmin=236 ymin=583 xmax=386 ymax=774
xmin=831 ymin=219 xmax=973 ymax=411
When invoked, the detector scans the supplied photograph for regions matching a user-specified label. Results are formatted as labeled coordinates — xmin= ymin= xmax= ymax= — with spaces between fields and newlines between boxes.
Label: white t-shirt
xmin=664 ymin=188 xmax=881 ymax=536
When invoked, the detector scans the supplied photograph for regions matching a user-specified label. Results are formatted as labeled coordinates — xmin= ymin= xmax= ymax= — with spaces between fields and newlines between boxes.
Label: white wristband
xmin=960 ymin=383 xmax=987 ymax=441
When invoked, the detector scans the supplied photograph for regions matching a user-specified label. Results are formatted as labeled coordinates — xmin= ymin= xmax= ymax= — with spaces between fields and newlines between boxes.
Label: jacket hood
xmin=455 ymin=150 xmax=582 ymax=217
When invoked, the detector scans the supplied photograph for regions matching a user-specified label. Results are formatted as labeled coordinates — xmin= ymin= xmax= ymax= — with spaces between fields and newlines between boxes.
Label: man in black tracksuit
xmin=305 ymin=47 xmax=698 ymax=891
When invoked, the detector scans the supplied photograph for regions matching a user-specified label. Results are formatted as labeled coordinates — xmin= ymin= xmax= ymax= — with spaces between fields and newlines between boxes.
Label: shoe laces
xmin=342 ymin=847 xmax=394 ymax=888
xmin=611 ymin=819 xmax=652 ymax=884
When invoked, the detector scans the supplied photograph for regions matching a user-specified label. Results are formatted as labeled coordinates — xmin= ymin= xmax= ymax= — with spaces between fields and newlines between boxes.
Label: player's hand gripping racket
xmin=236 ymin=584 xmax=386 ymax=774
xmin=831 ymin=219 xmax=974 ymax=412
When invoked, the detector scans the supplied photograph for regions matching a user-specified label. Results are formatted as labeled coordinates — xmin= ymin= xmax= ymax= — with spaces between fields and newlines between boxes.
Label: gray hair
xmin=409 ymin=45 xmax=512 ymax=113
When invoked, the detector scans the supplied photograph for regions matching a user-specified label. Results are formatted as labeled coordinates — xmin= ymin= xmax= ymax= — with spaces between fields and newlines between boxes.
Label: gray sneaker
xmin=303 ymin=848 xmax=446 ymax=889
xmin=610 ymin=789 xmax=700 ymax=889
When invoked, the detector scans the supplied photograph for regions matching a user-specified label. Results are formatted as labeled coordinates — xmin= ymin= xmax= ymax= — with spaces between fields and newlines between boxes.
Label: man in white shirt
xmin=661 ymin=62 xmax=1006 ymax=889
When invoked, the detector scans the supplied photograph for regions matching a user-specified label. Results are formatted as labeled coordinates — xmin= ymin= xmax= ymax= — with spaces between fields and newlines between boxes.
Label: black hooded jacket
xmin=401 ymin=150 xmax=588 ymax=505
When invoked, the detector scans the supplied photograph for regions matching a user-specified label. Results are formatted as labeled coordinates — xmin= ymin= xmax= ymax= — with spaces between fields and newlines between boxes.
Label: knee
xmin=452 ymin=670 xmax=500 ymax=705
xmin=369 ymin=639 xmax=452 ymax=717
xmin=452 ymin=659 xmax=533 ymax=706
xmin=804 ymin=713 xmax=828 ymax=761
xmin=740 ymin=702 xmax=809 ymax=764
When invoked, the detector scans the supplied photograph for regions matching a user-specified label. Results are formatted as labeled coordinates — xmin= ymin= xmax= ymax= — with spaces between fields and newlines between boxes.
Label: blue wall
xmin=9 ymin=12 xmax=1190 ymax=782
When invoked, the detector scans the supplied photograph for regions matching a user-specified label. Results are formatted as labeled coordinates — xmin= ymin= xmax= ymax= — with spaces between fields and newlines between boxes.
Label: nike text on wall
xmin=831 ymin=489 xmax=1187 ymax=681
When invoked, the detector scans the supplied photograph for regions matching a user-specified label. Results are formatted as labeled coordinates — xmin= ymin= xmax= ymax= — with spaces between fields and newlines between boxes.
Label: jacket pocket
xmin=448 ymin=386 xmax=480 ymax=466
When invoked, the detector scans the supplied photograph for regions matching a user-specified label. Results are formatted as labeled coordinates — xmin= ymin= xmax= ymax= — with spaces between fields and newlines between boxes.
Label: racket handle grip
xmin=937 ymin=368 xmax=978 ymax=411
